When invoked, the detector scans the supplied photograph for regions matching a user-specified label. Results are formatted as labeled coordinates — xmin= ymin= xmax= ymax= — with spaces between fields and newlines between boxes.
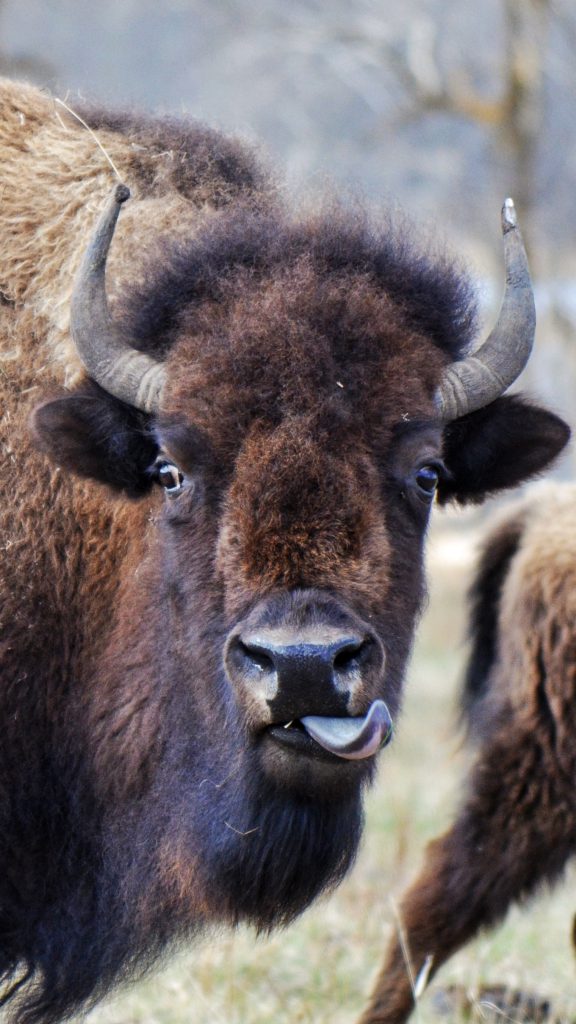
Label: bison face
xmin=141 ymin=405 xmax=447 ymax=800
xmin=30 ymin=191 xmax=569 ymax=936
xmin=216 ymin=421 xmax=447 ymax=797
xmin=34 ymin=385 xmax=449 ymax=800
xmin=32 ymin=189 xmax=570 ymax=807
xmin=33 ymin=373 xmax=569 ymax=807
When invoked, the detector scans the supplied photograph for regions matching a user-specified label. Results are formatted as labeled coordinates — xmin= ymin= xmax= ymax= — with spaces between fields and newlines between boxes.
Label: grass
xmin=89 ymin=506 xmax=576 ymax=1024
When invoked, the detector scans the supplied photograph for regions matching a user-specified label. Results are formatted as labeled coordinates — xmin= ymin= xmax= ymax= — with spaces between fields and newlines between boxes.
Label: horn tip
xmin=114 ymin=183 xmax=131 ymax=205
xmin=502 ymin=197 xmax=517 ymax=233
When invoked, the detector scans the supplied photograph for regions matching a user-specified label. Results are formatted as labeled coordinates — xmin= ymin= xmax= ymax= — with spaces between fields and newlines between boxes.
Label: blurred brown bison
xmin=359 ymin=483 xmax=576 ymax=1024
xmin=0 ymin=78 xmax=569 ymax=1023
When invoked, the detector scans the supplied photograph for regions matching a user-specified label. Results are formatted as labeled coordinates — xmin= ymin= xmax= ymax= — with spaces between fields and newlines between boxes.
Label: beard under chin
xmin=203 ymin=756 xmax=366 ymax=931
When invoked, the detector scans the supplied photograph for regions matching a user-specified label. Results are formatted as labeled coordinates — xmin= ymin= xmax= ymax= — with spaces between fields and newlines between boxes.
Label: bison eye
xmin=415 ymin=465 xmax=440 ymax=497
xmin=155 ymin=459 xmax=185 ymax=498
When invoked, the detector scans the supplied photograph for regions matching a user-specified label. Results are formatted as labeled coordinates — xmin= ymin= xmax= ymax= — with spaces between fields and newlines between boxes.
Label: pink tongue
xmin=300 ymin=700 xmax=393 ymax=760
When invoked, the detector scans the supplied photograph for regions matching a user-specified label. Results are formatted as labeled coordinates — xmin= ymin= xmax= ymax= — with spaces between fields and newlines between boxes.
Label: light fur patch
xmin=0 ymin=78 xmax=208 ymax=388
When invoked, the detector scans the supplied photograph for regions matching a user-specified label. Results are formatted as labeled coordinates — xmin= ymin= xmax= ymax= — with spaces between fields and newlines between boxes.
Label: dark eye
xmin=415 ymin=465 xmax=440 ymax=497
xmin=155 ymin=459 xmax=185 ymax=498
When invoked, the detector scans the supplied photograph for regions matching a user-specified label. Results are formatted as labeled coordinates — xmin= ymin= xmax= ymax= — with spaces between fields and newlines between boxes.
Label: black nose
xmin=226 ymin=630 xmax=382 ymax=715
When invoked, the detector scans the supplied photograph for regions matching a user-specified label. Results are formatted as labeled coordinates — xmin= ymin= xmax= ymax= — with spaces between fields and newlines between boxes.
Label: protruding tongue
xmin=300 ymin=699 xmax=393 ymax=760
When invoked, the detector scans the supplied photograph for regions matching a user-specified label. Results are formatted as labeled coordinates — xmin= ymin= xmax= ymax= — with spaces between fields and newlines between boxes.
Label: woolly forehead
xmin=126 ymin=206 xmax=478 ymax=458
xmin=160 ymin=269 xmax=445 ymax=457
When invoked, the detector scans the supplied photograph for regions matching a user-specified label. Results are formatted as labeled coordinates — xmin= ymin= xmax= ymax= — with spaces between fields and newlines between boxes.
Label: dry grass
xmin=89 ymin=506 xmax=576 ymax=1024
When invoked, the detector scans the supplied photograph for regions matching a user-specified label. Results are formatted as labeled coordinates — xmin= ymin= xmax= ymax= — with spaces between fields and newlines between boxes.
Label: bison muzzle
xmin=225 ymin=588 xmax=391 ymax=793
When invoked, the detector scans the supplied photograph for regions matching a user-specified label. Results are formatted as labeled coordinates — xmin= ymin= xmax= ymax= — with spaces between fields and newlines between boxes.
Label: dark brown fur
xmin=359 ymin=484 xmax=576 ymax=1024
xmin=0 ymin=79 xmax=569 ymax=1023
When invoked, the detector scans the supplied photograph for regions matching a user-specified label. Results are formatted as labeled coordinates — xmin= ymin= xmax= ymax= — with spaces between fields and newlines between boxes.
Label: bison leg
xmin=359 ymin=722 xmax=576 ymax=1024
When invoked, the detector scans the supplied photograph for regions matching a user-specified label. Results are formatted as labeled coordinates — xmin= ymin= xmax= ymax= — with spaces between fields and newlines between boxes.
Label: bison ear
xmin=438 ymin=395 xmax=570 ymax=506
xmin=32 ymin=380 xmax=158 ymax=497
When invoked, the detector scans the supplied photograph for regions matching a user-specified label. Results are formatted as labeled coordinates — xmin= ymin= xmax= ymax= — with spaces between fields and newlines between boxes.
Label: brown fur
xmin=359 ymin=484 xmax=576 ymax=1024
xmin=0 ymin=77 xmax=568 ymax=1023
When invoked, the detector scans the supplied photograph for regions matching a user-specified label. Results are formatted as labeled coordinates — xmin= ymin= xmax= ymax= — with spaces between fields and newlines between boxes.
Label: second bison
xmin=361 ymin=483 xmax=576 ymax=1024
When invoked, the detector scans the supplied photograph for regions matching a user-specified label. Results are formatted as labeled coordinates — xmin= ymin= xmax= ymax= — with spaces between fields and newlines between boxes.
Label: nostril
xmin=224 ymin=635 xmax=279 ymax=700
xmin=333 ymin=637 xmax=373 ymax=674
xmin=237 ymin=639 xmax=275 ymax=674
xmin=333 ymin=640 xmax=364 ymax=672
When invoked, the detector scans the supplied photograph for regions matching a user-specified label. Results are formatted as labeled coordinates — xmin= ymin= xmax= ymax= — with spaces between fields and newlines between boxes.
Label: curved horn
xmin=435 ymin=199 xmax=535 ymax=422
xmin=70 ymin=184 xmax=166 ymax=413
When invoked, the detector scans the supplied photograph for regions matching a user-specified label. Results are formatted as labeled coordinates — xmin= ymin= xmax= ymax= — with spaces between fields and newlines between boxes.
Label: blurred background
xmin=2 ymin=3 xmax=575 ymax=1021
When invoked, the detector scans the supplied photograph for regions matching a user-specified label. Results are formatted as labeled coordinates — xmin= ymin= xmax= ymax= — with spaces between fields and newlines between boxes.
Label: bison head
xmin=33 ymin=186 xmax=569 ymax=930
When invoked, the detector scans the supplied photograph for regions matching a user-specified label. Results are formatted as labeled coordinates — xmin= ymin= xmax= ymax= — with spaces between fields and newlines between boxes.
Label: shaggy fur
xmin=359 ymin=484 xmax=576 ymax=1024
xmin=0 ymin=77 xmax=569 ymax=1023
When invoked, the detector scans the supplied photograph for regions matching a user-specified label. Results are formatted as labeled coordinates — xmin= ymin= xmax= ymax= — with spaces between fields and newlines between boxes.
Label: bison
xmin=0 ymin=77 xmax=569 ymax=1023
xmin=359 ymin=482 xmax=576 ymax=1024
